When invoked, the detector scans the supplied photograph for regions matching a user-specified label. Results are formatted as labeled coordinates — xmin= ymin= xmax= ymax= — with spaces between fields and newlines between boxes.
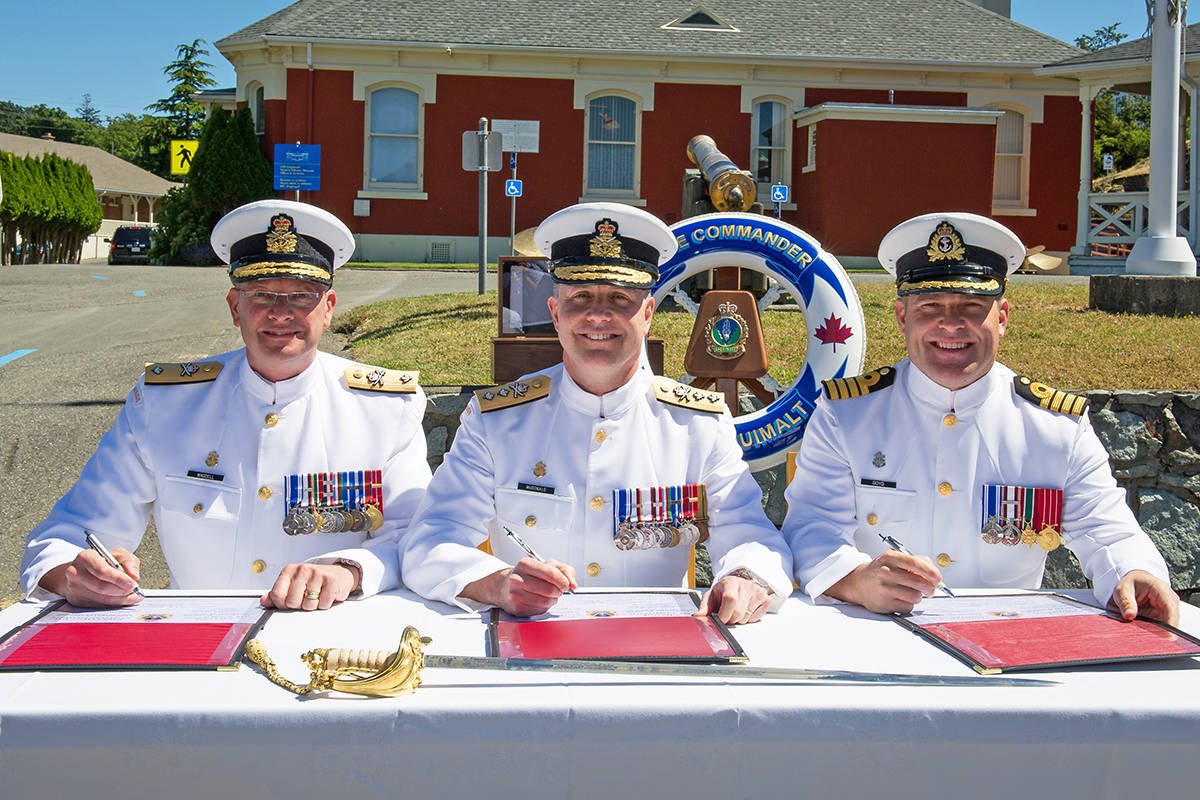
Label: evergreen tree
xmin=76 ymin=94 xmax=103 ymax=127
xmin=146 ymin=39 xmax=217 ymax=140
xmin=1075 ymin=23 xmax=1151 ymax=175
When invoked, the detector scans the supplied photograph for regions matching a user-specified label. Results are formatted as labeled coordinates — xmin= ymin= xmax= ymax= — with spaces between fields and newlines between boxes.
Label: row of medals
xmin=981 ymin=516 xmax=1061 ymax=551
xmin=283 ymin=503 xmax=383 ymax=536
xmin=615 ymin=518 xmax=702 ymax=551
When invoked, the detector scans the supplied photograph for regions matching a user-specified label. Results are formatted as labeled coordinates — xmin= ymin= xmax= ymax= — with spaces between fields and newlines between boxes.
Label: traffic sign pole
xmin=477 ymin=118 xmax=489 ymax=295
xmin=509 ymin=152 xmax=518 ymax=255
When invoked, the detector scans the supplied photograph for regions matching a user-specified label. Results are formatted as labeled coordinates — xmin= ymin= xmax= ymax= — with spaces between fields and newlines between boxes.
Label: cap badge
xmin=926 ymin=221 xmax=965 ymax=263
xmin=266 ymin=213 xmax=299 ymax=254
xmin=589 ymin=218 xmax=623 ymax=259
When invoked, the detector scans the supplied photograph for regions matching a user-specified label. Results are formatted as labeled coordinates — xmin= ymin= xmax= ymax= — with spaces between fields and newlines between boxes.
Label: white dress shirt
xmin=21 ymin=350 xmax=431 ymax=598
xmin=400 ymin=363 xmax=793 ymax=610
xmin=784 ymin=359 xmax=1168 ymax=607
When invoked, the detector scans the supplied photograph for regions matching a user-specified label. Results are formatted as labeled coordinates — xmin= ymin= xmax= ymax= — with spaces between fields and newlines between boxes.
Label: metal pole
xmin=509 ymin=151 xmax=518 ymax=255
xmin=478 ymin=117 xmax=488 ymax=295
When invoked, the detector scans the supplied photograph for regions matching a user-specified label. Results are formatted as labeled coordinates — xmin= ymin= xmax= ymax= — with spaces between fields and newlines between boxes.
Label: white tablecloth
xmin=0 ymin=590 xmax=1197 ymax=799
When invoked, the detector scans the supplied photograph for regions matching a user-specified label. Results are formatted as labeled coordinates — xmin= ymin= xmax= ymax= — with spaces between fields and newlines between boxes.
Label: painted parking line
xmin=0 ymin=349 xmax=37 ymax=368
xmin=91 ymin=275 xmax=108 ymax=280
xmin=132 ymin=290 xmax=147 ymax=297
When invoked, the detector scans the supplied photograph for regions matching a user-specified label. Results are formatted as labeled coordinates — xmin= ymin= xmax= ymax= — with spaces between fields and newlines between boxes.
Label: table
xmin=1 ymin=590 xmax=1197 ymax=799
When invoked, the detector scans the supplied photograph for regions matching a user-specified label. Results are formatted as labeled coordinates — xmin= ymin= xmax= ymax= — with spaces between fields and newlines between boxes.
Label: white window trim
xmin=750 ymin=96 xmax=793 ymax=193
xmin=363 ymin=82 xmax=426 ymax=195
xmin=581 ymin=90 xmax=644 ymax=202
xmin=802 ymin=125 xmax=816 ymax=174
xmin=989 ymin=104 xmax=1036 ymax=216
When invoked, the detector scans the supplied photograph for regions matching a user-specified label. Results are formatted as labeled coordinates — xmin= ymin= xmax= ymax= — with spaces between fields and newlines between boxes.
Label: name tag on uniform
xmin=517 ymin=482 xmax=556 ymax=495
xmin=187 ymin=470 xmax=224 ymax=482
xmin=860 ymin=478 xmax=897 ymax=489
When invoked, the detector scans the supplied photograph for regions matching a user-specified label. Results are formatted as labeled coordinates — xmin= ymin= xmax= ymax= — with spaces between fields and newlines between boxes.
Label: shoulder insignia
xmin=475 ymin=374 xmax=551 ymax=412
xmin=1013 ymin=376 xmax=1087 ymax=416
xmin=144 ymin=360 xmax=222 ymax=385
xmin=822 ymin=366 xmax=896 ymax=400
xmin=344 ymin=365 xmax=419 ymax=394
xmin=652 ymin=377 xmax=726 ymax=414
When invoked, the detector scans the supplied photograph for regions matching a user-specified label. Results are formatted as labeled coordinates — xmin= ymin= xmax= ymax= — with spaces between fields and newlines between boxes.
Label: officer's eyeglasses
xmin=237 ymin=289 xmax=326 ymax=311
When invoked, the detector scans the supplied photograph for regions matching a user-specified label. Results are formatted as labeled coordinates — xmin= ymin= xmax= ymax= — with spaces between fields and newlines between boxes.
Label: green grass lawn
xmin=333 ymin=283 xmax=1200 ymax=390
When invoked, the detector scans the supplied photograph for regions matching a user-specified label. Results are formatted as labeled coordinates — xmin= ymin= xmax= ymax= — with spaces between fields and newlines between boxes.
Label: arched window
xmin=585 ymin=93 xmax=639 ymax=196
xmin=367 ymin=86 xmax=421 ymax=188
xmin=992 ymin=107 xmax=1029 ymax=210
xmin=251 ymin=84 xmax=265 ymax=136
xmin=752 ymin=99 xmax=790 ymax=187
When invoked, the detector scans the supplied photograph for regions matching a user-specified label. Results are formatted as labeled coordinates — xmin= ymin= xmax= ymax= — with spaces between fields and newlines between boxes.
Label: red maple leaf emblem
xmin=815 ymin=313 xmax=853 ymax=351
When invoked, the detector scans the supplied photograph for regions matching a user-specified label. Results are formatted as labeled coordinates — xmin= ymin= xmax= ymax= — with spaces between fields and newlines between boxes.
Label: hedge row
xmin=0 ymin=151 xmax=102 ymax=264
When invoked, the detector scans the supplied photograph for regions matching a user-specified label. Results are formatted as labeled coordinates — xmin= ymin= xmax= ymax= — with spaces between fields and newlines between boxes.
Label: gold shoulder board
xmin=475 ymin=374 xmax=551 ymax=412
xmin=822 ymin=366 xmax=897 ymax=400
xmin=1013 ymin=376 xmax=1087 ymax=416
xmin=344 ymin=366 xmax=419 ymax=394
xmin=144 ymin=360 xmax=223 ymax=385
xmin=652 ymin=377 xmax=726 ymax=414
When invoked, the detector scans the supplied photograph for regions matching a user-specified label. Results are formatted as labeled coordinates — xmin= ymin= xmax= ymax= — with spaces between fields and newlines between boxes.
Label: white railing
xmin=1087 ymin=191 xmax=1191 ymax=256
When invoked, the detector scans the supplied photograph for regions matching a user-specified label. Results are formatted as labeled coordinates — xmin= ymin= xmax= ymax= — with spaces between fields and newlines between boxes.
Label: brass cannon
xmin=684 ymin=134 xmax=758 ymax=214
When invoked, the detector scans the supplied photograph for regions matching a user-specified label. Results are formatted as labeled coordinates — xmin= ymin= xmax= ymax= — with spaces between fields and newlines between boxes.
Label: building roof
xmin=1049 ymin=22 xmax=1200 ymax=68
xmin=217 ymin=0 xmax=1081 ymax=66
xmin=0 ymin=132 xmax=179 ymax=197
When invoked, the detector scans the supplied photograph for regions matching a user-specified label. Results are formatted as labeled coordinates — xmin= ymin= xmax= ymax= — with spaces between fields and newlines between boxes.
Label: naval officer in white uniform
xmin=21 ymin=200 xmax=431 ymax=611
xmin=783 ymin=212 xmax=1178 ymax=625
xmin=400 ymin=203 xmax=792 ymax=624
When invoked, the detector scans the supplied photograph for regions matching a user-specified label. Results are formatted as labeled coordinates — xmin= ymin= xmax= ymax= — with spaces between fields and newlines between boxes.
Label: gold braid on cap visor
xmin=231 ymin=262 xmax=332 ymax=281
xmin=898 ymin=278 xmax=1000 ymax=293
xmin=552 ymin=265 xmax=655 ymax=285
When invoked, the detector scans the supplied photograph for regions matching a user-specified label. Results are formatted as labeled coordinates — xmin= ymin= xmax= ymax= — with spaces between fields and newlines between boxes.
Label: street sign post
xmin=462 ymin=119 xmax=503 ymax=294
xmin=274 ymin=143 xmax=322 ymax=200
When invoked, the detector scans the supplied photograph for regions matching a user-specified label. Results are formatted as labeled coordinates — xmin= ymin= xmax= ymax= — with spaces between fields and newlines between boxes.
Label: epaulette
xmin=652 ymin=377 xmax=726 ymax=414
xmin=144 ymin=360 xmax=222 ymax=385
xmin=822 ymin=366 xmax=896 ymax=400
xmin=1013 ymin=376 xmax=1087 ymax=416
xmin=475 ymin=374 xmax=551 ymax=412
xmin=344 ymin=365 xmax=419 ymax=394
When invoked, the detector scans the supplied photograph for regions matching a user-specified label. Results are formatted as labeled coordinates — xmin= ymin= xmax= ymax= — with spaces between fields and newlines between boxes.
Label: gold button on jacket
xmin=936 ymin=553 xmax=954 ymax=568
xmin=251 ymin=559 xmax=266 ymax=574
xmin=264 ymin=412 xmax=280 ymax=428
xmin=938 ymin=482 xmax=953 ymax=496
xmin=866 ymin=513 xmax=879 ymax=526
xmin=593 ymin=429 xmax=608 ymax=445
xmin=943 ymin=414 xmax=957 ymax=427
xmin=192 ymin=503 xmax=203 ymax=516
xmin=258 ymin=486 xmax=273 ymax=500
xmin=589 ymin=496 xmax=605 ymax=511
xmin=586 ymin=562 xmax=602 ymax=577
xmin=524 ymin=515 xmax=537 ymax=528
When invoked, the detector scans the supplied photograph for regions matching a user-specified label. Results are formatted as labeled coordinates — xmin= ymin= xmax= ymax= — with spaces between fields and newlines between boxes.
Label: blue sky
xmin=0 ymin=1 xmax=1155 ymax=122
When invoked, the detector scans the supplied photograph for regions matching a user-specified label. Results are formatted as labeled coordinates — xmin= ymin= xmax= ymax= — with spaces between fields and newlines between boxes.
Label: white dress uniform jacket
xmin=21 ymin=350 xmax=431 ymax=598
xmin=784 ymin=360 xmax=1168 ymax=607
xmin=400 ymin=364 xmax=793 ymax=611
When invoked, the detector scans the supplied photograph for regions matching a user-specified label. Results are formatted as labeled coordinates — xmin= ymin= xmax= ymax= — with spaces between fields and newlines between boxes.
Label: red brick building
xmin=212 ymin=0 xmax=1082 ymax=262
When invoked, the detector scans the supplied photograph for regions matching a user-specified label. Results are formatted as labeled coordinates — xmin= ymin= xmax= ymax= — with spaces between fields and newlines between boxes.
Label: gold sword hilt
xmin=244 ymin=625 xmax=431 ymax=697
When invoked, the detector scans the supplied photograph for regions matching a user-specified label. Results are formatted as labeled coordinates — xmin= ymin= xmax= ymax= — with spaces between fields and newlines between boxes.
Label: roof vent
xmin=662 ymin=6 xmax=740 ymax=32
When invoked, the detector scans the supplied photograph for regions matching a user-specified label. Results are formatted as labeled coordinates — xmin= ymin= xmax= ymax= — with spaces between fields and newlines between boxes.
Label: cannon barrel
xmin=686 ymin=135 xmax=757 ymax=212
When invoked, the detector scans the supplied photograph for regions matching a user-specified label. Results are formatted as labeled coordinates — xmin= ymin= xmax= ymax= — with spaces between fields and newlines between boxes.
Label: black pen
xmin=85 ymin=532 xmax=145 ymax=598
xmin=503 ymin=527 xmax=574 ymax=593
xmin=878 ymin=533 xmax=956 ymax=598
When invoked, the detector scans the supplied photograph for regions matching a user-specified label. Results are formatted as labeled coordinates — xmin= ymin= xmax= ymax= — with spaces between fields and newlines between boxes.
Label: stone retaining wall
xmin=423 ymin=387 xmax=1199 ymax=601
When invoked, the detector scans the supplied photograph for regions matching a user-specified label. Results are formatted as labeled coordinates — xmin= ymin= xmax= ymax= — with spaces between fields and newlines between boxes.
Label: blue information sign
xmin=273 ymin=144 xmax=321 ymax=191
xmin=505 ymin=179 xmax=523 ymax=197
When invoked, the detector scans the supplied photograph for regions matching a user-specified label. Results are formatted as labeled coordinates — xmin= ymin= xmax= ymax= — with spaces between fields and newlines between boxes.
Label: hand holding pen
xmin=84 ymin=532 xmax=145 ymax=599
xmin=878 ymin=534 xmax=956 ymax=598
xmin=503 ymin=527 xmax=576 ymax=595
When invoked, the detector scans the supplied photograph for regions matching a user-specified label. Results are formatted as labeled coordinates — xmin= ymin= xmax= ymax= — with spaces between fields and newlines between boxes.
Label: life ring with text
xmin=654 ymin=213 xmax=867 ymax=470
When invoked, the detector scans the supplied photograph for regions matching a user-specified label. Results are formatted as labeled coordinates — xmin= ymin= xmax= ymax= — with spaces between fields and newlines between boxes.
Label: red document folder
xmin=895 ymin=593 xmax=1200 ymax=674
xmin=493 ymin=615 xmax=745 ymax=662
xmin=0 ymin=597 xmax=272 ymax=671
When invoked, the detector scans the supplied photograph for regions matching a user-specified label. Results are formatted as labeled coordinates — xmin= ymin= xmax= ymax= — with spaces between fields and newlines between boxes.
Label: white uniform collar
xmin=238 ymin=350 xmax=322 ymax=406
xmin=902 ymin=358 xmax=1000 ymax=413
xmin=557 ymin=363 xmax=647 ymax=418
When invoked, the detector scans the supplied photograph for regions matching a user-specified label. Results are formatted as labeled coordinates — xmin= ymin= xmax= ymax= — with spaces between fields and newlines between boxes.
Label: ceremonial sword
xmin=244 ymin=626 xmax=1056 ymax=696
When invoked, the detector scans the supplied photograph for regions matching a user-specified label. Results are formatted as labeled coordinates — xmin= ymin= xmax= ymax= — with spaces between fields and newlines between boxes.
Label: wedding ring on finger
xmin=303 ymin=589 xmax=321 ymax=600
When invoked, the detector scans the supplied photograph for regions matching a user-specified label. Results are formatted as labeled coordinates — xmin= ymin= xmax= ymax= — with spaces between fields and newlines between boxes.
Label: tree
xmin=1075 ymin=23 xmax=1127 ymax=52
xmin=151 ymin=107 xmax=274 ymax=265
xmin=76 ymin=94 xmax=103 ymax=127
xmin=146 ymin=39 xmax=216 ymax=141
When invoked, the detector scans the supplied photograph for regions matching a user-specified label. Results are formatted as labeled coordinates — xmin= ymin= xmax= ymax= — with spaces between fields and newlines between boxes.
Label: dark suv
xmin=106 ymin=225 xmax=154 ymax=264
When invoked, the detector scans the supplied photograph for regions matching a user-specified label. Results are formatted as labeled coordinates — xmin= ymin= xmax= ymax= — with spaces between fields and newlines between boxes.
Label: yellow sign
xmin=170 ymin=140 xmax=199 ymax=175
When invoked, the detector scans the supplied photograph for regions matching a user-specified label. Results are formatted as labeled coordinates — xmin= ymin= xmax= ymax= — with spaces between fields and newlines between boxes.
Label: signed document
xmin=895 ymin=593 xmax=1200 ymax=673
xmin=489 ymin=589 xmax=746 ymax=663
xmin=0 ymin=595 xmax=271 ymax=671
